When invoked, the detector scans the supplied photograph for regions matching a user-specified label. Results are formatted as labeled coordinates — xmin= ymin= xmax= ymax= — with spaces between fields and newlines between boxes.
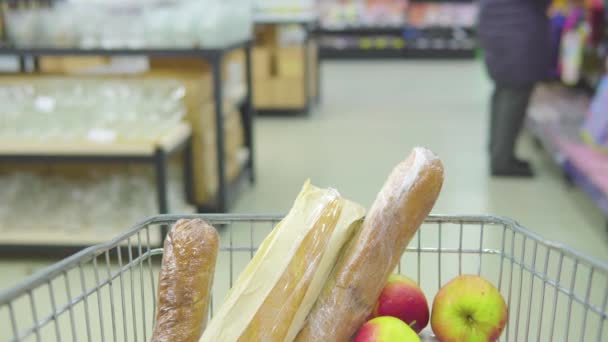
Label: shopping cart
xmin=0 ymin=214 xmax=606 ymax=342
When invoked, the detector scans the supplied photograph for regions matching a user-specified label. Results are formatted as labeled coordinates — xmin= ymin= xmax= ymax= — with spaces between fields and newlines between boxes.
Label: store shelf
xmin=0 ymin=123 xmax=191 ymax=159
xmin=527 ymin=85 xmax=608 ymax=223
xmin=0 ymin=40 xmax=252 ymax=58
xmin=561 ymin=144 xmax=608 ymax=217
xmin=197 ymin=148 xmax=251 ymax=213
xmin=0 ymin=39 xmax=256 ymax=212
xmin=253 ymin=12 xmax=319 ymax=25
xmin=0 ymin=221 xmax=170 ymax=258
xmin=318 ymin=27 xmax=405 ymax=36
xmin=320 ymin=47 xmax=475 ymax=60
xmin=319 ymin=26 xmax=474 ymax=36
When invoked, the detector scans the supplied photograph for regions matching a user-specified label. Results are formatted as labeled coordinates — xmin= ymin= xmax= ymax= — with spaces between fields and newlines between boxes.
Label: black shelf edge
xmin=320 ymin=47 xmax=475 ymax=59
xmin=0 ymin=40 xmax=252 ymax=58
xmin=256 ymin=106 xmax=310 ymax=116
xmin=318 ymin=26 xmax=475 ymax=36
xmin=318 ymin=27 xmax=404 ymax=36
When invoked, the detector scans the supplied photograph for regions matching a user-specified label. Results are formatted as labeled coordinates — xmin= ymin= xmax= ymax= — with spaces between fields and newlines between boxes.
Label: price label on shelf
xmin=34 ymin=96 xmax=55 ymax=113
xmin=86 ymin=129 xmax=117 ymax=144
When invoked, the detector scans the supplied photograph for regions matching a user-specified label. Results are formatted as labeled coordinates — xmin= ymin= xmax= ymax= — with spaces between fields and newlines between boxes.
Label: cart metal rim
xmin=1 ymin=213 xmax=606 ymax=305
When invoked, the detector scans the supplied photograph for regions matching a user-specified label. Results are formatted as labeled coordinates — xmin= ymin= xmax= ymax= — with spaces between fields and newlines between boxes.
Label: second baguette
xmin=151 ymin=219 xmax=219 ymax=342
xmin=295 ymin=147 xmax=444 ymax=341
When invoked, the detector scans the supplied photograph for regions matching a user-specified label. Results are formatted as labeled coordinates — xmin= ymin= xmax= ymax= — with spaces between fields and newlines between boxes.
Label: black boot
xmin=491 ymin=159 xmax=534 ymax=178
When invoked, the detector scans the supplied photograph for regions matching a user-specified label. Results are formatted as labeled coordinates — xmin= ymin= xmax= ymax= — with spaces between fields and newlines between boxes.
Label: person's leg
xmin=490 ymin=83 xmax=535 ymax=176
xmin=489 ymin=84 xmax=500 ymax=153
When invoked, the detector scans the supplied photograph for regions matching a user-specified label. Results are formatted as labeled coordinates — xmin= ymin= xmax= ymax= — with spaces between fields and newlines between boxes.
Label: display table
xmin=0 ymin=41 xmax=256 ymax=213
xmin=0 ymin=123 xmax=192 ymax=256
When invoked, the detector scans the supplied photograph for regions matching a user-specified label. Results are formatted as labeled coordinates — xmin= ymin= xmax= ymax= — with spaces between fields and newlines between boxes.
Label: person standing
xmin=478 ymin=0 xmax=552 ymax=177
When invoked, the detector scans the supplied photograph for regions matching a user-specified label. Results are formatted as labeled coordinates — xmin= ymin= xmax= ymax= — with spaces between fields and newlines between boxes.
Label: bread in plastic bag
xmin=295 ymin=147 xmax=444 ymax=341
xmin=201 ymin=180 xmax=365 ymax=342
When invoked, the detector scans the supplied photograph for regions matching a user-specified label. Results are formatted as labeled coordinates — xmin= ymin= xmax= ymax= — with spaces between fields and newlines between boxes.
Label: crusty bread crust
xmin=152 ymin=219 xmax=219 ymax=342
xmin=296 ymin=147 xmax=444 ymax=342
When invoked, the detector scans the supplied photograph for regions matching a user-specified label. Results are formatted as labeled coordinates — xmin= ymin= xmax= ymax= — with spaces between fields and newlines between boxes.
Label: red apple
xmin=431 ymin=275 xmax=508 ymax=342
xmin=354 ymin=316 xmax=421 ymax=342
xmin=372 ymin=274 xmax=429 ymax=333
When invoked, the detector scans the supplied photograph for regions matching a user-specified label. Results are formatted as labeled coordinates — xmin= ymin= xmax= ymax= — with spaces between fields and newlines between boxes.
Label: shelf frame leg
xmin=154 ymin=148 xmax=169 ymax=240
xmin=183 ymin=137 xmax=195 ymax=205
xmin=303 ymin=24 xmax=311 ymax=115
xmin=211 ymin=53 xmax=228 ymax=213
xmin=314 ymin=27 xmax=321 ymax=105
xmin=244 ymin=44 xmax=256 ymax=184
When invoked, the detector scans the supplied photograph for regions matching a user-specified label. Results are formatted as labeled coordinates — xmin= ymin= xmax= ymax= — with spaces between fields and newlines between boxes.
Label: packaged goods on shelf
xmin=4 ymin=0 xmax=252 ymax=49
xmin=0 ymin=165 xmax=193 ymax=242
xmin=582 ymin=75 xmax=608 ymax=149
xmin=0 ymin=78 xmax=186 ymax=143
xmin=529 ymin=83 xmax=608 ymax=218
xmin=254 ymin=0 xmax=316 ymax=15
xmin=320 ymin=0 xmax=407 ymax=28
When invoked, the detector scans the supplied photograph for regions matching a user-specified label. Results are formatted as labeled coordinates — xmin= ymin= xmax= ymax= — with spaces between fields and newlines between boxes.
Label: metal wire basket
xmin=0 ymin=214 xmax=606 ymax=342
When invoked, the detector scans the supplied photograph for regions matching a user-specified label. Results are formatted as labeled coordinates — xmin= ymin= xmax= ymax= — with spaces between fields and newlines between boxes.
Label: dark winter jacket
xmin=478 ymin=0 xmax=552 ymax=85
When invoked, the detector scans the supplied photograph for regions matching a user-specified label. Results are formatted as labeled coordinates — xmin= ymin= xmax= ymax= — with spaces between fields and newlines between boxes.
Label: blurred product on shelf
xmin=550 ymin=0 xmax=606 ymax=87
xmin=0 ymin=78 xmax=185 ymax=143
xmin=0 ymin=164 xmax=193 ymax=240
xmin=4 ymin=0 xmax=252 ymax=49
xmin=317 ymin=0 xmax=477 ymax=58
xmin=407 ymin=3 xmax=477 ymax=28
xmin=582 ymin=74 xmax=608 ymax=150
xmin=254 ymin=0 xmax=316 ymax=15
xmin=320 ymin=0 xmax=408 ymax=28
xmin=528 ymin=82 xmax=608 ymax=219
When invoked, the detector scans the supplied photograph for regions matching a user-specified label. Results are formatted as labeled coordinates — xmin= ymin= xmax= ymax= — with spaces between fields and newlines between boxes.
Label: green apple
xmin=431 ymin=275 xmax=507 ymax=342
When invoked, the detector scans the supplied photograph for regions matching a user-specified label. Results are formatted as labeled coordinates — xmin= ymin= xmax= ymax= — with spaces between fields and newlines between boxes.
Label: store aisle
xmin=234 ymin=60 xmax=608 ymax=261
xmin=0 ymin=60 xmax=605 ymax=294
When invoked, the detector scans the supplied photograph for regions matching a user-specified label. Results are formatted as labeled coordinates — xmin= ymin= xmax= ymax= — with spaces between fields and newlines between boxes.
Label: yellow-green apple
xmin=354 ymin=316 xmax=421 ymax=342
xmin=431 ymin=275 xmax=508 ymax=342
xmin=371 ymin=274 xmax=429 ymax=333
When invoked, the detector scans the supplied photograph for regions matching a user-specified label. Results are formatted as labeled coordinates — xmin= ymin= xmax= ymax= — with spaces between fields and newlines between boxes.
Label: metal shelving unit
xmin=0 ymin=123 xmax=192 ymax=257
xmin=254 ymin=14 xmax=321 ymax=116
xmin=0 ymin=41 xmax=257 ymax=215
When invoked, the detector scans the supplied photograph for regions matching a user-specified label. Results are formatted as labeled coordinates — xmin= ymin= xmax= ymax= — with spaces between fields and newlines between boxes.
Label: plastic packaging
xmin=152 ymin=219 xmax=220 ymax=342
xmin=201 ymin=181 xmax=365 ymax=342
xmin=0 ymin=78 xmax=185 ymax=143
xmin=5 ymin=0 xmax=252 ymax=49
xmin=295 ymin=148 xmax=445 ymax=341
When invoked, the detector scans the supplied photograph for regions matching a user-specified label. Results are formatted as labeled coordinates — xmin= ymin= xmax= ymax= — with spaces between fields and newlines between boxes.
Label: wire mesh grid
xmin=0 ymin=214 xmax=606 ymax=341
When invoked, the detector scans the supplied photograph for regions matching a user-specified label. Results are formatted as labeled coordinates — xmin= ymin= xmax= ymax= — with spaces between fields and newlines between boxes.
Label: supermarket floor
xmin=1 ymin=59 xmax=607 ymax=290
xmin=233 ymin=60 xmax=608 ymax=261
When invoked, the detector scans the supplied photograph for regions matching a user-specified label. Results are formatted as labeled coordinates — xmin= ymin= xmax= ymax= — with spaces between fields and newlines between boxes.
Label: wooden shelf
xmin=0 ymin=122 xmax=191 ymax=157
xmin=0 ymin=224 xmax=161 ymax=247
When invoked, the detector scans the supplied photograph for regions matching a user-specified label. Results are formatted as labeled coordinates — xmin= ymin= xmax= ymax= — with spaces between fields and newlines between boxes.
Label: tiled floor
xmin=1 ymin=60 xmax=606 ymax=341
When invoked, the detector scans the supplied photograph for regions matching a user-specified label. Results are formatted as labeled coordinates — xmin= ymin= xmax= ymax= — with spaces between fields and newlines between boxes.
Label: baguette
xmin=296 ymin=147 xmax=444 ymax=341
xmin=201 ymin=181 xmax=365 ymax=342
xmin=151 ymin=219 xmax=219 ymax=342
